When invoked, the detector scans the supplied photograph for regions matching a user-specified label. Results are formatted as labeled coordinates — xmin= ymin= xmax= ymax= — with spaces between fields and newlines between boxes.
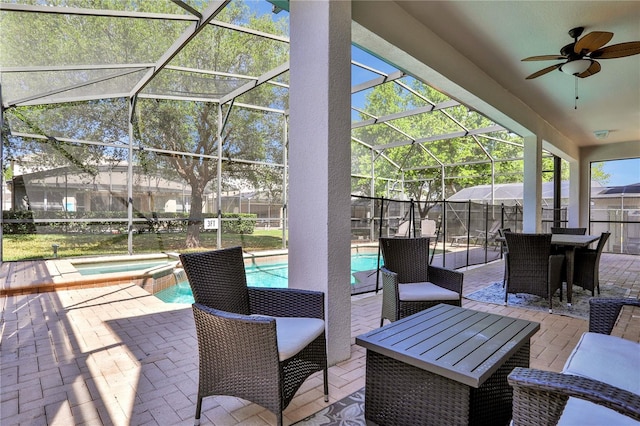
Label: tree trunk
xmin=185 ymin=192 xmax=204 ymax=248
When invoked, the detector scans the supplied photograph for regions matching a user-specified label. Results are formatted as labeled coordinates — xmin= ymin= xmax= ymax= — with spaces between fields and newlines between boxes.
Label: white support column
xmin=568 ymin=160 xmax=580 ymax=227
xmin=523 ymin=135 xmax=542 ymax=233
xmin=289 ymin=0 xmax=352 ymax=365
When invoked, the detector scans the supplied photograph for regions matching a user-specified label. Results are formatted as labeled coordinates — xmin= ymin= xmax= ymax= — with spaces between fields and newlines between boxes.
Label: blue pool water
xmin=156 ymin=253 xmax=382 ymax=304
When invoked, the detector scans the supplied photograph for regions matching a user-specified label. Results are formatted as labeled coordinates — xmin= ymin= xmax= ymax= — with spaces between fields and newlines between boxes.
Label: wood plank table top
xmin=550 ymin=234 xmax=600 ymax=247
xmin=356 ymin=304 xmax=540 ymax=388
xmin=495 ymin=234 xmax=599 ymax=246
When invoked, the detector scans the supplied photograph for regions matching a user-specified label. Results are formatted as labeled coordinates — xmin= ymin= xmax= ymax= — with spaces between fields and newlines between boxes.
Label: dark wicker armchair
xmin=503 ymin=233 xmax=565 ymax=313
xmin=574 ymin=232 xmax=610 ymax=296
xmin=508 ymin=298 xmax=640 ymax=425
xmin=180 ymin=247 xmax=328 ymax=426
xmin=379 ymin=237 xmax=464 ymax=326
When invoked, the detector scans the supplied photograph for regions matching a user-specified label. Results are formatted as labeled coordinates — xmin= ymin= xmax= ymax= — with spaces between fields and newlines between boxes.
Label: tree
xmin=131 ymin=3 xmax=289 ymax=248
xmin=2 ymin=1 xmax=289 ymax=248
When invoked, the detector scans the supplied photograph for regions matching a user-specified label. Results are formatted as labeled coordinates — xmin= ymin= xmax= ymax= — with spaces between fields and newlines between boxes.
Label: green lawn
xmin=2 ymin=230 xmax=286 ymax=261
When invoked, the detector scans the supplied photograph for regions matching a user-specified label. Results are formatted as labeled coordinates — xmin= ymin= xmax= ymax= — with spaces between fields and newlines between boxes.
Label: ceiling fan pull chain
xmin=574 ymin=76 xmax=579 ymax=110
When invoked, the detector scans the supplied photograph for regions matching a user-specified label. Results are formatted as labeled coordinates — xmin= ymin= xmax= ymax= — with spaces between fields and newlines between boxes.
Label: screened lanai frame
xmin=1 ymin=0 xmax=550 ymax=261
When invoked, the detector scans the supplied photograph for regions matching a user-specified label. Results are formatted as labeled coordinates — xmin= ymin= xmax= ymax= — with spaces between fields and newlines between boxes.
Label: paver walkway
xmin=1 ymin=253 xmax=638 ymax=425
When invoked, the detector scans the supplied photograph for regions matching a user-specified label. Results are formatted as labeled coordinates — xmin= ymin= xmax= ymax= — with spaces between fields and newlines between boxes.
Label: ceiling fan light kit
xmin=560 ymin=59 xmax=592 ymax=76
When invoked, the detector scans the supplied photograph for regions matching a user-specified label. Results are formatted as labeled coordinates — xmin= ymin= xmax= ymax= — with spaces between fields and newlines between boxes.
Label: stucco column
xmin=288 ymin=0 xmax=352 ymax=364
xmin=568 ymin=160 xmax=580 ymax=227
xmin=523 ymin=135 xmax=542 ymax=232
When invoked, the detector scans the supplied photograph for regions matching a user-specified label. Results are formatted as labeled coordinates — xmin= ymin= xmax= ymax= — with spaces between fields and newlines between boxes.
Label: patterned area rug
xmin=292 ymin=389 xmax=366 ymax=425
xmin=465 ymin=282 xmax=630 ymax=319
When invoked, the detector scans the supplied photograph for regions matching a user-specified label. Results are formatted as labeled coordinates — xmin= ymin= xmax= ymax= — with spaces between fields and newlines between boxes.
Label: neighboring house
xmin=5 ymin=163 xmax=284 ymax=221
xmin=8 ymin=164 xmax=191 ymax=213
xmin=446 ymin=181 xmax=604 ymax=207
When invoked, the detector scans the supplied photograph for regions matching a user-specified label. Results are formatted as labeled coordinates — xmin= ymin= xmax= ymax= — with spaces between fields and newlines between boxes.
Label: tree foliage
xmin=2 ymin=0 xmax=289 ymax=249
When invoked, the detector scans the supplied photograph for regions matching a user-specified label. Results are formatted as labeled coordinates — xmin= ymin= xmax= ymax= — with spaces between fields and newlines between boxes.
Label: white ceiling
xmin=357 ymin=1 xmax=640 ymax=148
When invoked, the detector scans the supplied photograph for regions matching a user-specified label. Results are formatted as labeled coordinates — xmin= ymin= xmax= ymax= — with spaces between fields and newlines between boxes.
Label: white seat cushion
xmin=558 ymin=332 xmax=640 ymax=425
xmin=252 ymin=315 xmax=325 ymax=361
xmin=398 ymin=282 xmax=459 ymax=302
xmin=562 ymin=332 xmax=640 ymax=393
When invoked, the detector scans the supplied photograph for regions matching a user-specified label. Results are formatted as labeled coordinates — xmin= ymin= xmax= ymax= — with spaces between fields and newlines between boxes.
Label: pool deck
xmin=1 ymin=253 xmax=638 ymax=425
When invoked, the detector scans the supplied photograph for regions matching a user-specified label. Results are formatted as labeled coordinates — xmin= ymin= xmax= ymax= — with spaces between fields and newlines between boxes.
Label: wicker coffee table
xmin=356 ymin=304 xmax=540 ymax=426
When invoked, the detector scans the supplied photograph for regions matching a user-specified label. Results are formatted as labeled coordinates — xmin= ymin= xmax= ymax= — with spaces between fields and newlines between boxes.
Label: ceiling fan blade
xmin=578 ymin=60 xmax=601 ymax=78
xmin=590 ymin=41 xmax=640 ymax=59
xmin=521 ymin=55 xmax=565 ymax=61
xmin=574 ymin=31 xmax=614 ymax=54
xmin=525 ymin=64 xmax=561 ymax=80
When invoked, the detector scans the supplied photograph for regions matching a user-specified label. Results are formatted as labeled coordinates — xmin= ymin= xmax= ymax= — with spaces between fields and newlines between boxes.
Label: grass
xmin=1 ymin=230 xmax=286 ymax=261
xmin=3 ymin=230 xmax=450 ymax=261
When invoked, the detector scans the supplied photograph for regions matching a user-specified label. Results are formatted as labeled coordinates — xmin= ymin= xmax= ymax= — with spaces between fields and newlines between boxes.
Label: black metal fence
xmin=349 ymin=196 xmax=638 ymax=295
xmin=350 ymin=195 xmax=523 ymax=271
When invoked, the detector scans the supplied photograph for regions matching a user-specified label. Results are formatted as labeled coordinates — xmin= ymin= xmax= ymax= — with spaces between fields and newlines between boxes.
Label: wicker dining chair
xmin=179 ymin=247 xmax=328 ymax=426
xmin=379 ymin=237 xmax=464 ymax=326
xmin=503 ymin=232 xmax=565 ymax=313
xmin=573 ymin=232 xmax=610 ymax=296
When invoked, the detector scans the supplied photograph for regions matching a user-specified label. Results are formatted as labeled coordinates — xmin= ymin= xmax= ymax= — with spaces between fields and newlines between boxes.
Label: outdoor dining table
xmin=496 ymin=233 xmax=601 ymax=306
xmin=551 ymin=233 xmax=600 ymax=306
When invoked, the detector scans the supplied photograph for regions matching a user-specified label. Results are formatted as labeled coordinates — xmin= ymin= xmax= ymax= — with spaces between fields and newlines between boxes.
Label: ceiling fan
xmin=522 ymin=27 xmax=640 ymax=80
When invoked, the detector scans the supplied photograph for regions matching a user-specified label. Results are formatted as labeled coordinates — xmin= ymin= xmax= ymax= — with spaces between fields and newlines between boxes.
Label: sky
xmin=597 ymin=158 xmax=640 ymax=187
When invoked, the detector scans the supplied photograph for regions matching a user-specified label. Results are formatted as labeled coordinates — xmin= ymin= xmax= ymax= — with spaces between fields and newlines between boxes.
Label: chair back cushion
xmin=421 ymin=219 xmax=437 ymax=237
xmin=558 ymin=332 xmax=640 ymax=426
xmin=179 ymin=246 xmax=251 ymax=314
xmin=379 ymin=237 xmax=430 ymax=283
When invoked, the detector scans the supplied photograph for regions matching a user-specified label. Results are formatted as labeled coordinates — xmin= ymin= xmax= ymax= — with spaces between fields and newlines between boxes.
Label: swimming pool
xmin=74 ymin=260 xmax=173 ymax=276
xmin=155 ymin=252 xmax=382 ymax=304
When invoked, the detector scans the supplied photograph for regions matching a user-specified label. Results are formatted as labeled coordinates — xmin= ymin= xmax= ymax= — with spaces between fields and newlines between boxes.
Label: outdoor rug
xmin=292 ymin=389 xmax=365 ymax=426
xmin=465 ymin=281 xmax=630 ymax=319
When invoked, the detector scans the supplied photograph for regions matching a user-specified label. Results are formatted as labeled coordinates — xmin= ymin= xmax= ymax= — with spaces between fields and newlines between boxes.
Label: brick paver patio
xmin=1 ymin=253 xmax=638 ymax=425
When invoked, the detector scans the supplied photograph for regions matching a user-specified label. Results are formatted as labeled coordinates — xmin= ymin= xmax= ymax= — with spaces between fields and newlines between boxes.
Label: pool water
xmin=75 ymin=260 xmax=172 ymax=276
xmin=156 ymin=253 xmax=382 ymax=304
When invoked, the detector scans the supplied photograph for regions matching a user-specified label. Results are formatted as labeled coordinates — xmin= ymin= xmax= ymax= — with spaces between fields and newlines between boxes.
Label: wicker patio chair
xmin=180 ymin=247 xmax=328 ymax=426
xmin=379 ymin=237 xmax=464 ymax=326
xmin=503 ymin=232 xmax=565 ymax=313
xmin=573 ymin=232 xmax=610 ymax=296
xmin=508 ymin=298 xmax=640 ymax=426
